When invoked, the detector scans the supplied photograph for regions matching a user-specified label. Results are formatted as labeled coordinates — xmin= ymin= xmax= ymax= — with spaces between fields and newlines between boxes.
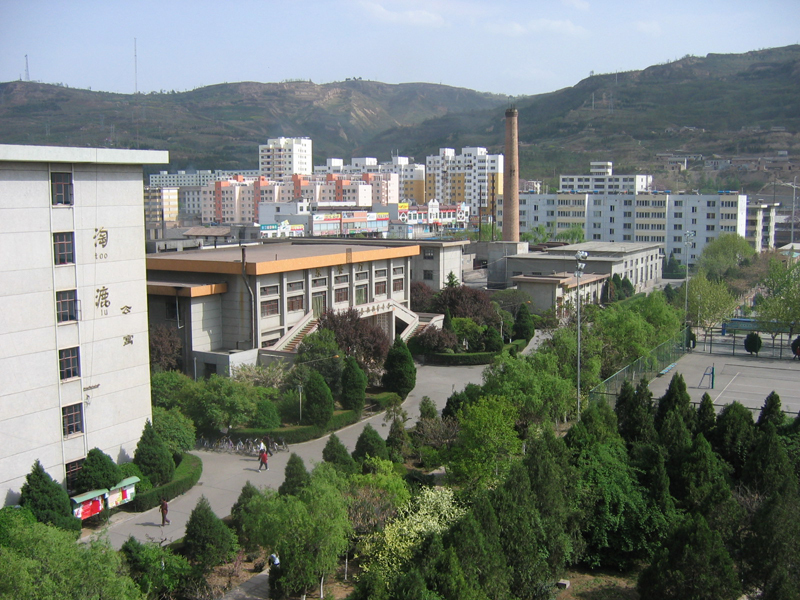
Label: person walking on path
xmin=258 ymin=448 xmax=269 ymax=472
xmin=159 ymin=498 xmax=170 ymax=526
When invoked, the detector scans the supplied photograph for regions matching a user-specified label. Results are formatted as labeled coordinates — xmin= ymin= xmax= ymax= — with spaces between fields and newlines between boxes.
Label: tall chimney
xmin=503 ymin=107 xmax=519 ymax=242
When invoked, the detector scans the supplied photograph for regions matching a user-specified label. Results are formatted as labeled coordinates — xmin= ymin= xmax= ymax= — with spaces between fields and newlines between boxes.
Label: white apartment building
xmin=426 ymin=147 xmax=503 ymax=214
xmin=258 ymin=137 xmax=313 ymax=178
xmin=149 ymin=169 xmax=259 ymax=187
xmin=517 ymin=191 xmax=751 ymax=267
xmin=0 ymin=144 xmax=168 ymax=504
xmin=559 ymin=161 xmax=652 ymax=194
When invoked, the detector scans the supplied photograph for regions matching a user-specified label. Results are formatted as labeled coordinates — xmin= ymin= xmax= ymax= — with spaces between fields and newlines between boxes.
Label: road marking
xmin=715 ymin=372 xmax=740 ymax=402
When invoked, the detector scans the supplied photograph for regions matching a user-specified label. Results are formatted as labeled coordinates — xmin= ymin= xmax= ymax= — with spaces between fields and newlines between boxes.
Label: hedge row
xmin=508 ymin=339 xmax=528 ymax=355
xmin=233 ymin=409 xmax=361 ymax=445
xmin=368 ymin=392 xmax=402 ymax=410
xmin=424 ymin=351 xmax=499 ymax=365
xmin=126 ymin=453 xmax=203 ymax=512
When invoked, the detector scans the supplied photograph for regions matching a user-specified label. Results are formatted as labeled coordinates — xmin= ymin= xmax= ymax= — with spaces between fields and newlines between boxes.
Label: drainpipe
xmin=241 ymin=247 xmax=257 ymax=349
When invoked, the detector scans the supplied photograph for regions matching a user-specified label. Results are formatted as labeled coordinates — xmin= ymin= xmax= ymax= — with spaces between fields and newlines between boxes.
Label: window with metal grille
xmin=375 ymin=281 xmax=387 ymax=295
xmin=423 ymin=248 xmax=435 ymax=259
xmin=393 ymin=278 xmax=404 ymax=292
xmin=65 ymin=459 xmax=84 ymax=494
xmin=62 ymin=403 xmax=83 ymax=436
xmin=53 ymin=232 xmax=75 ymax=265
xmin=59 ymin=347 xmax=80 ymax=380
xmin=56 ymin=290 xmax=78 ymax=322
xmin=261 ymin=299 xmax=279 ymax=317
xmin=335 ymin=287 xmax=349 ymax=303
xmin=287 ymin=295 xmax=304 ymax=311
xmin=287 ymin=281 xmax=304 ymax=292
xmin=51 ymin=172 xmax=74 ymax=206
xmin=423 ymin=270 xmax=434 ymax=280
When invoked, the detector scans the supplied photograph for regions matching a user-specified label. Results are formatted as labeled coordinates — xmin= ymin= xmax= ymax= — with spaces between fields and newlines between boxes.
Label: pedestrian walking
xmin=159 ymin=498 xmax=170 ymax=526
xmin=258 ymin=448 xmax=269 ymax=471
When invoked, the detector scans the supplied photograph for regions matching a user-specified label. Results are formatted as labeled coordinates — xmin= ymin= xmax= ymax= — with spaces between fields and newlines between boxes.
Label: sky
xmin=1 ymin=0 xmax=798 ymax=98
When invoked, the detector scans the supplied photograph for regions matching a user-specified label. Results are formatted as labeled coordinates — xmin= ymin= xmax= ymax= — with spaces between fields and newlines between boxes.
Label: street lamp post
xmin=298 ymin=384 xmax=302 ymax=425
xmin=683 ymin=230 xmax=695 ymax=332
xmin=575 ymin=251 xmax=588 ymax=418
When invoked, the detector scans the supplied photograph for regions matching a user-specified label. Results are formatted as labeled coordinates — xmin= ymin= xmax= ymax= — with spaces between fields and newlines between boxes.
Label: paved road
xmin=93 ymin=362 xmax=487 ymax=551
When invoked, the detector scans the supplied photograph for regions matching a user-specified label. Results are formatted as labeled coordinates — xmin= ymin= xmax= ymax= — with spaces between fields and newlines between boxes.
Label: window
xmin=53 ymin=232 xmax=75 ymax=265
xmin=65 ymin=459 xmax=84 ymax=493
xmin=707 ymin=213 xmax=716 ymax=220
xmin=56 ymin=290 xmax=78 ymax=322
xmin=312 ymin=277 xmax=327 ymax=288
xmin=392 ymin=266 xmax=404 ymax=276
xmin=335 ymin=287 xmax=349 ymax=303
xmin=423 ymin=248 xmax=435 ymax=259
xmin=374 ymin=269 xmax=387 ymax=278
xmin=59 ymin=347 xmax=80 ymax=380
xmin=287 ymin=295 xmax=304 ymax=311
xmin=706 ymin=225 xmax=716 ymax=231
xmin=393 ymin=278 xmax=404 ymax=292
xmin=287 ymin=281 xmax=304 ymax=292
xmin=334 ymin=275 xmax=349 ymax=285
xmin=375 ymin=281 xmax=387 ymax=295
xmin=423 ymin=270 xmax=434 ymax=281
xmin=62 ymin=404 xmax=83 ymax=436
xmin=261 ymin=299 xmax=279 ymax=317
xmin=355 ymin=285 xmax=368 ymax=305
xmin=260 ymin=284 xmax=279 ymax=296
xmin=355 ymin=271 xmax=369 ymax=281
xmin=51 ymin=172 xmax=74 ymax=206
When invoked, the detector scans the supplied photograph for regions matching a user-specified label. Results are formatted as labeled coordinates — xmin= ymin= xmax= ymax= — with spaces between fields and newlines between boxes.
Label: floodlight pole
xmin=683 ymin=230 xmax=695 ymax=331
xmin=575 ymin=251 xmax=588 ymax=418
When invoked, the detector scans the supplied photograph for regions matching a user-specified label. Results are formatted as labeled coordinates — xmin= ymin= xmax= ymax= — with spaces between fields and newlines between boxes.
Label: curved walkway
xmin=94 ymin=363 xmax=487 ymax=551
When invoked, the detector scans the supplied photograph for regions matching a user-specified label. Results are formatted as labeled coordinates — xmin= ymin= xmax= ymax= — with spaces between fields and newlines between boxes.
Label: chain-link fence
xmin=696 ymin=319 xmax=798 ymax=360
xmin=588 ymin=327 xmax=690 ymax=409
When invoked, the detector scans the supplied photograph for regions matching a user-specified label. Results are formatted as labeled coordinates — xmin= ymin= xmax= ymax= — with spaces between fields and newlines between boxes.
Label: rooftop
xmin=0 ymin=144 xmax=169 ymax=165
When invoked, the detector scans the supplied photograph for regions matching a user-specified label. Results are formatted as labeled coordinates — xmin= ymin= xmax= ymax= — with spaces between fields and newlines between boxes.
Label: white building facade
xmin=559 ymin=161 xmax=652 ymax=194
xmin=426 ymin=147 xmax=503 ymax=215
xmin=517 ymin=191 xmax=750 ymax=267
xmin=259 ymin=137 xmax=313 ymax=178
xmin=0 ymin=144 xmax=168 ymax=504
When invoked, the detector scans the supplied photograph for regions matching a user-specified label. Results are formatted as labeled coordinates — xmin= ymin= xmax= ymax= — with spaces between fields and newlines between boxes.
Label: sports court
xmin=647 ymin=350 xmax=800 ymax=418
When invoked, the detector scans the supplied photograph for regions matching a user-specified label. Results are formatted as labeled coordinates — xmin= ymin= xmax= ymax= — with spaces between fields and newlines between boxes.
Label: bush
xmin=369 ymin=392 xmax=403 ymax=411
xmin=134 ymin=420 xmax=175 ymax=487
xmin=74 ymin=448 xmax=123 ymax=495
xmin=19 ymin=460 xmax=81 ymax=534
xmin=253 ymin=392 xmax=281 ymax=429
xmin=121 ymin=536 xmax=192 ymax=598
xmin=127 ymin=453 xmax=202 ymax=512
xmin=483 ymin=326 xmax=504 ymax=352
xmin=744 ymin=332 xmax=763 ymax=356
xmin=184 ymin=496 xmax=237 ymax=572
xmin=419 ymin=446 xmax=443 ymax=470
xmin=230 ymin=482 xmax=261 ymax=549
xmin=419 ymin=396 xmax=438 ymax=421
xmin=150 ymin=370 xmax=194 ymax=410
xmin=513 ymin=303 xmax=535 ymax=342
xmin=153 ymin=406 xmax=196 ymax=460
xmin=412 ymin=326 xmax=458 ymax=355
xmin=118 ymin=462 xmax=152 ymax=494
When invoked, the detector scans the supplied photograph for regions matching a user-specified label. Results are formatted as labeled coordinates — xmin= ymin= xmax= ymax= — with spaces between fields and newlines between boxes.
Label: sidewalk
xmin=90 ymin=363 xmax=486 ymax=552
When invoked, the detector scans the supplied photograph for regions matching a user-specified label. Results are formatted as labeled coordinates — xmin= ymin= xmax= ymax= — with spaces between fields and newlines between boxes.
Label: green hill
xmin=1 ymin=45 xmax=798 ymax=192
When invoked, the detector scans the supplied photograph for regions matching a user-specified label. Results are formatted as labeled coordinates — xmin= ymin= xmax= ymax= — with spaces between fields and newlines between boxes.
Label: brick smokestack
xmin=503 ymin=107 xmax=519 ymax=242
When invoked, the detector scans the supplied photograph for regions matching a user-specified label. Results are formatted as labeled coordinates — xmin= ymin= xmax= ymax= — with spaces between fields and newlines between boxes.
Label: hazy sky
xmin=2 ymin=0 xmax=798 ymax=97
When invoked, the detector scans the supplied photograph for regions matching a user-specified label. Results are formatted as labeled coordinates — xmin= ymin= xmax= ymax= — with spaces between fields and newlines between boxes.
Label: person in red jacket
xmin=258 ymin=449 xmax=269 ymax=472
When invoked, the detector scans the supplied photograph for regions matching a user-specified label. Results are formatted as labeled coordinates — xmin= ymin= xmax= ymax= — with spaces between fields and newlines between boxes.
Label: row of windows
xmin=260 ymin=279 xmax=405 ymax=316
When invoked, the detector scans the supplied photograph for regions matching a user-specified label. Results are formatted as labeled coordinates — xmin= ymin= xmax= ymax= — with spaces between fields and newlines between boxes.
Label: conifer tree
xmin=655 ymin=373 xmax=695 ymax=433
xmin=19 ymin=460 xmax=81 ymax=534
xmin=382 ymin=336 xmax=416 ymax=399
xmin=340 ymin=356 xmax=367 ymax=415
xmin=183 ymin=495 xmax=237 ymax=572
xmin=322 ymin=433 xmax=357 ymax=474
xmin=133 ymin=419 xmax=175 ymax=487
xmin=74 ymin=448 xmax=122 ymax=494
xmin=713 ymin=401 xmax=756 ymax=480
xmin=279 ymin=453 xmax=311 ymax=496
xmin=615 ymin=378 xmax=656 ymax=446
xmin=757 ymin=390 xmax=786 ymax=430
xmin=302 ymin=370 xmax=334 ymax=428
xmin=512 ymin=303 xmax=535 ymax=342
xmin=352 ymin=423 xmax=389 ymax=462
xmin=742 ymin=422 xmax=797 ymax=497
xmin=696 ymin=392 xmax=717 ymax=440
xmin=638 ymin=514 xmax=740 ymax=600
